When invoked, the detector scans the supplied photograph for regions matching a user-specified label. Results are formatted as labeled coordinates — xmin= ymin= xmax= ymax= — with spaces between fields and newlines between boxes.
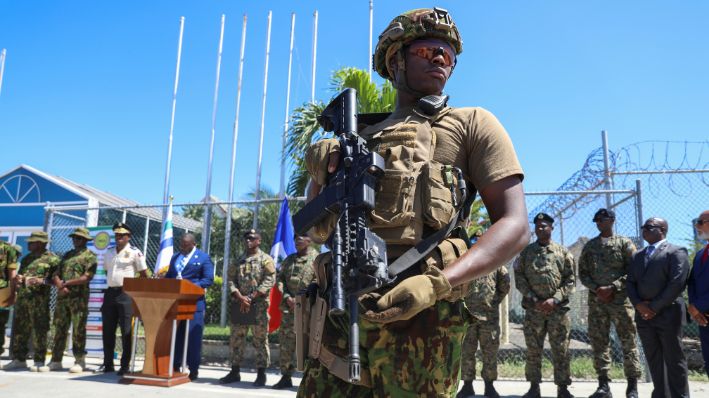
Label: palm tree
xmin=285 ymin=67 xmax=395 ymax=196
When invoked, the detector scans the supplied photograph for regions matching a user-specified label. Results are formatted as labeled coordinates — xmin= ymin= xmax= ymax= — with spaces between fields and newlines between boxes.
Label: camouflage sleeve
xmin=276 ymin=259 xmax=288 ymax=298
xmin=6 ymin=245 xmax=18 ymax=270
xmin=227 ymin=263 xmax=239 ymax=294
xmin=577 ymin=245 xmax=599 ymax=291
xmin=53 ymin=254 xmax=66 ymax=279
xmin=256 ymin=255 xmax=276 ymax=295
xmin=85 ymin=252 xmax=98 ymax=280
xmin=513 ymin=253 xmax=534 ymax=300
xmin=553 ymin=249 xmax=576 ymax=303
xmin=493 ymin=266 xmax=511 ymax=305
xmin=47 ymin=255 xmax=61 ymax=282
xmin=611 ymin=238 xmax=636 ymax=291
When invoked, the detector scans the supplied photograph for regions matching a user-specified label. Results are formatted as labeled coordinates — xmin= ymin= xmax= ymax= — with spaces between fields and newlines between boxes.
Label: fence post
xmin=635 ymin=179 xmax=644 ymax=249
xmin=143 ymin=217 xmax=150 ymax=256
xmin=601 ymin=130 xmax=614 ymax=208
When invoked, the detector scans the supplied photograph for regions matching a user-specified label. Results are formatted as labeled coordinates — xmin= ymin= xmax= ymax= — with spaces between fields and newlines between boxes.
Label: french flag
xmin=268 ymin=197 xmax=296 ymax=332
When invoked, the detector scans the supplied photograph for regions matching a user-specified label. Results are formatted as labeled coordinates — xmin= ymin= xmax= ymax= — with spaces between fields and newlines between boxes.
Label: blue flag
xmin=269 ymin=197 xmax=297 ymax=270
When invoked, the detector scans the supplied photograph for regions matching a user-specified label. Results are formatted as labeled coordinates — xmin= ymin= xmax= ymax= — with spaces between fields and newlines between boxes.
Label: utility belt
xmin=294 ymin=236 xmax=469 ymax=387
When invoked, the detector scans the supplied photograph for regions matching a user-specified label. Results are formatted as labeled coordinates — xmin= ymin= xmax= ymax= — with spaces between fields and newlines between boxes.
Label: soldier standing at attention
xmin=220 ymin=229 xmax=275 ymax=387
xmin=46 ymin=227 xmax=97 ymax=373
xmin=515 ymin=213 xmax=576 ymax=398
xmin=4 ymin=232 xmax=60 ymax=371
xmin=579 ymin=209 xmax=641 ymax=398
xmin=298 ymin=7 xmax=528 ymax=397
xmin=99 ymin=222 xmax=148 ymax=375
xmin=457 ymin=264 xmax=510 ymax=398
xmin=0 ymin=239 xmax=19 ymax=369
xmin=272 ymin=234 xmax=317 ymax=389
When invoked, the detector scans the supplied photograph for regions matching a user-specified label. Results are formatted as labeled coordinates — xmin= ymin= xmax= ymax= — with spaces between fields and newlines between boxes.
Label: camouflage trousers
xmin=11 ymin=293 xmax=50 ymax=362
xmin=297 ymin=299 xmax=469 ymax=398
xmin=51 ymin=295 xmax=89 ymax=362
xmin=460 ymin=316 xmax=500 ymax=382
xmin=278 ymin=309 xmax=296 ymax=376
xmin=587 ymin=298 xmax=642 ymax=379
xmin=230 ymin=306 xmax=270 ymax=368
xmin=523 ymin=308 xmax=571 ymax=386
xmin=0 ymin=309 xmax=9 ymax=356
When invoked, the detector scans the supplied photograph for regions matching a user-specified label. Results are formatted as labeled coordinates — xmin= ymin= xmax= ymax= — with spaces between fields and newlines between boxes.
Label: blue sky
xmin=0 ymin=1 xmax=707 ymax=207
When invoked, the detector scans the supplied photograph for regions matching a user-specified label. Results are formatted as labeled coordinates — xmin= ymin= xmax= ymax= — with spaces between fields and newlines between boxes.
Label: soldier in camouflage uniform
xmin=515 ymin=213 xmax=575 ymax=398
xmin=457 ymin=265 xmax=510 ymax=398
xmin=298 ymin=7 xmax=528 ymax=397
xmin=272 ymin=234 xmax=318 ymax=389
xmin=5 ymin=232 xmax=60 ymax=371
xmin=0 ymin=240 xmax=19 ymax=368
xmin=578 ymin=208 xmax=641 ymax=398
xmin=46 ymin=227 xmax=97 ymax=373
xmin=220 ymin=229 xmax=275 ymax=387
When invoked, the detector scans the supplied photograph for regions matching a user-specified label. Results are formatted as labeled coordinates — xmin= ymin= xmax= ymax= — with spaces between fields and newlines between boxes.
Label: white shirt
xmin=104 ymin=244 xmax=148 ymax=287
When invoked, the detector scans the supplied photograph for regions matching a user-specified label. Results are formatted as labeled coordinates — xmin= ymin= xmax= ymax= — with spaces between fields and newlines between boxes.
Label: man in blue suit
xmin=688 ymin=210 xmax=709 ymax=377
xmin=165 ymin=233 xmax=214 ymax=381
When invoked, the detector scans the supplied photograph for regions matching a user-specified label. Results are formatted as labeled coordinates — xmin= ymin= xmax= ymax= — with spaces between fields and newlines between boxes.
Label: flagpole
xmin=162 ymin=17 xmax=185 ymax=208
xmin=279 ymin=13 xmax=296 ymax=198
xmin=0 ymin=49 xmax=7 ymax=96
xmin=201 ymin=14 xmax=226 ymax=254
xmin=310 ymin=10 xmax=318 ymax=103
xmin=220 ymin=13 xmax=247 ymax=328
xmin=368 ymin=0 xmax=373 ymax=79
xmin=253 ymin=10 xmax=272 ymax=229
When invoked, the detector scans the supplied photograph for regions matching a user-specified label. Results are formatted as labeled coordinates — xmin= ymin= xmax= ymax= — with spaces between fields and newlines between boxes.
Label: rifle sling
xmin=387 ymin=190 xmax=476 ymax=278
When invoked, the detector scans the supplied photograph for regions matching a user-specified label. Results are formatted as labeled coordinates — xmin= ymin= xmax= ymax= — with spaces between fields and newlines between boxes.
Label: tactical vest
xmin=360 ymin=106 xmax=464 ymax=245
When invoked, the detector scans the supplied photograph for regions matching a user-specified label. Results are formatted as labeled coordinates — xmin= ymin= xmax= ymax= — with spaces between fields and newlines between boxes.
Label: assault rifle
xmin=293 ymin=88 xmax=391 ymax=383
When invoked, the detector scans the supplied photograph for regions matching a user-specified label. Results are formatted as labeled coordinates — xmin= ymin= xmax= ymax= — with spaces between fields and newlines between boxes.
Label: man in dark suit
xmin=627 ymin=217 xmax=690 ymax=398
xmin=165 ymin=233 xmax=214 ymax=381
xmin=688 ymin=210 xmax=709 ymax=377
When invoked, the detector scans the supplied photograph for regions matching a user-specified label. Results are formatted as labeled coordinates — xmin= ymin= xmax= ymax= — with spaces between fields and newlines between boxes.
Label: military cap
xmin=592 ymin=208 xmax=615 ymax=222
xmin=27 ymin=231 xmax=49 ymax=243
xmin=243 ymin=229 xmax=260 ymax=239
xmin=533 ymin=213 xmax=554 ymax=224
xmin=69 ymin=227 xmax=94 ymax=241
xmin=112 ymin=222 xmax=132 ymax=234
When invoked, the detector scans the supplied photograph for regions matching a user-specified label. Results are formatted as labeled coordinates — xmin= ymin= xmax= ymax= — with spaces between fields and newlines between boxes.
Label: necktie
xmin=645 ymin=245 xmax=655 ymax=266
xmin=702 ymin=244 xmax=709 ymax=265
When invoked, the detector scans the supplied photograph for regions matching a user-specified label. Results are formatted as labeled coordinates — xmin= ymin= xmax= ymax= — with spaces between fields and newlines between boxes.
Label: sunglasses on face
xmin=694 ymin=219 xmax=709 ymax=226
xmin=641 ymin=225 xmax=662 ymax=231
xmin=245 ymin=236 xmax=258 ymax=241
xmin=407 ymin=41 xmax=456 ymax=68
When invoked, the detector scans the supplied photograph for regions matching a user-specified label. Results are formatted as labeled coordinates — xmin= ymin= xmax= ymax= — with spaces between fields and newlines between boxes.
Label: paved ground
xmin=1 ymin=356 xmax=708 ymax=397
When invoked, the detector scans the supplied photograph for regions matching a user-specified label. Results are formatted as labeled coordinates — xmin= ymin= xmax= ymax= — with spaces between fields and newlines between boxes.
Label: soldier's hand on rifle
xmin=305 ymin=139 xmax=341 ymax=201
xmin=361 ymin=267 xmax=452 ymax=323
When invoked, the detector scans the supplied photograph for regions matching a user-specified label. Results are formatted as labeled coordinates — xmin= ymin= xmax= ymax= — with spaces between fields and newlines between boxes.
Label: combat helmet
xmin=373 ymin=7 xmax=463 ymax=82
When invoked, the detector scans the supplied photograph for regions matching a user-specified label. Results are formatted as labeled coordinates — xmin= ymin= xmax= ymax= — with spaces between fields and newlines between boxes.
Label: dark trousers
xmin=173 ymin=310 xmax=204 ymax=373
xmin=636 ymin=302 xmax=689 ymax=398
xmin=101 ymin=287 xmax=133 ymax=369
xmin=699 ymin=323 xmax=709 ymax=378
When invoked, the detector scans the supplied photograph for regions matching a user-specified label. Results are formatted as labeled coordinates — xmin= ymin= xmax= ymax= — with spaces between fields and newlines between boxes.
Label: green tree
xmin=285 ymin=67 xmax=395 ymax=196
xmin=467 ymin=199 xmax=491 ymax=239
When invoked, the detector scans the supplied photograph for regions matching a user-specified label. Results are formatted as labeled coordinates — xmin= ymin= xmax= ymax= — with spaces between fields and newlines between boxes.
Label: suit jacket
xmin=688 ymin=245 xmax=709 ymax=314
xmin=165 ymin=249 xmax=215 ymax=311
xmin=627 ymin=241 xmax=690 ymax=314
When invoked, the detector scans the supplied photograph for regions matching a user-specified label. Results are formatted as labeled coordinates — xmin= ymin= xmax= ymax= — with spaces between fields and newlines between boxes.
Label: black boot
xmin=456 ymin=380 xmax=475 ymax=398
xmin=523 ymin=382 xmax=541 ymax=398
xmin=625 ymin=378 xmax=638 ymax=398
xmin=558 ymin=385 xmax=574 ymax=398
xmin=484 ymin=381 xmax=500 ymax=398
xmin=272 ymin=374 xmax=293 ymax=389
xmin=253 ymin=367 xmax=267 ymax=387
xmin=219 ymin=366 xmax=241 ymax=384
xmin=589 ymin=377 xmax=613 ymax=398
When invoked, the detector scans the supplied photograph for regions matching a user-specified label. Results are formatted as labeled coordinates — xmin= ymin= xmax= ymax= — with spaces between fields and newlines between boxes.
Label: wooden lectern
xmin=121 ymin=277 xmax=204 ymax=387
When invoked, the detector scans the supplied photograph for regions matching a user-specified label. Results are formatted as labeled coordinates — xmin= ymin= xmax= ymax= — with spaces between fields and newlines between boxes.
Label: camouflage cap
xmin=534 ymin=212 xmax=554 ymax=224
xmin=26 ymin=231 xmax=49 ymax=243
xmin=112 ymin=222 xmax=132 ymax=234
xmin=373 ymin=7 xmax=463 ymax=81
xmin=69 ymin=227 xmax=94 ymax=241
xmin=593 ymin=208 xmax=615 ymax=222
